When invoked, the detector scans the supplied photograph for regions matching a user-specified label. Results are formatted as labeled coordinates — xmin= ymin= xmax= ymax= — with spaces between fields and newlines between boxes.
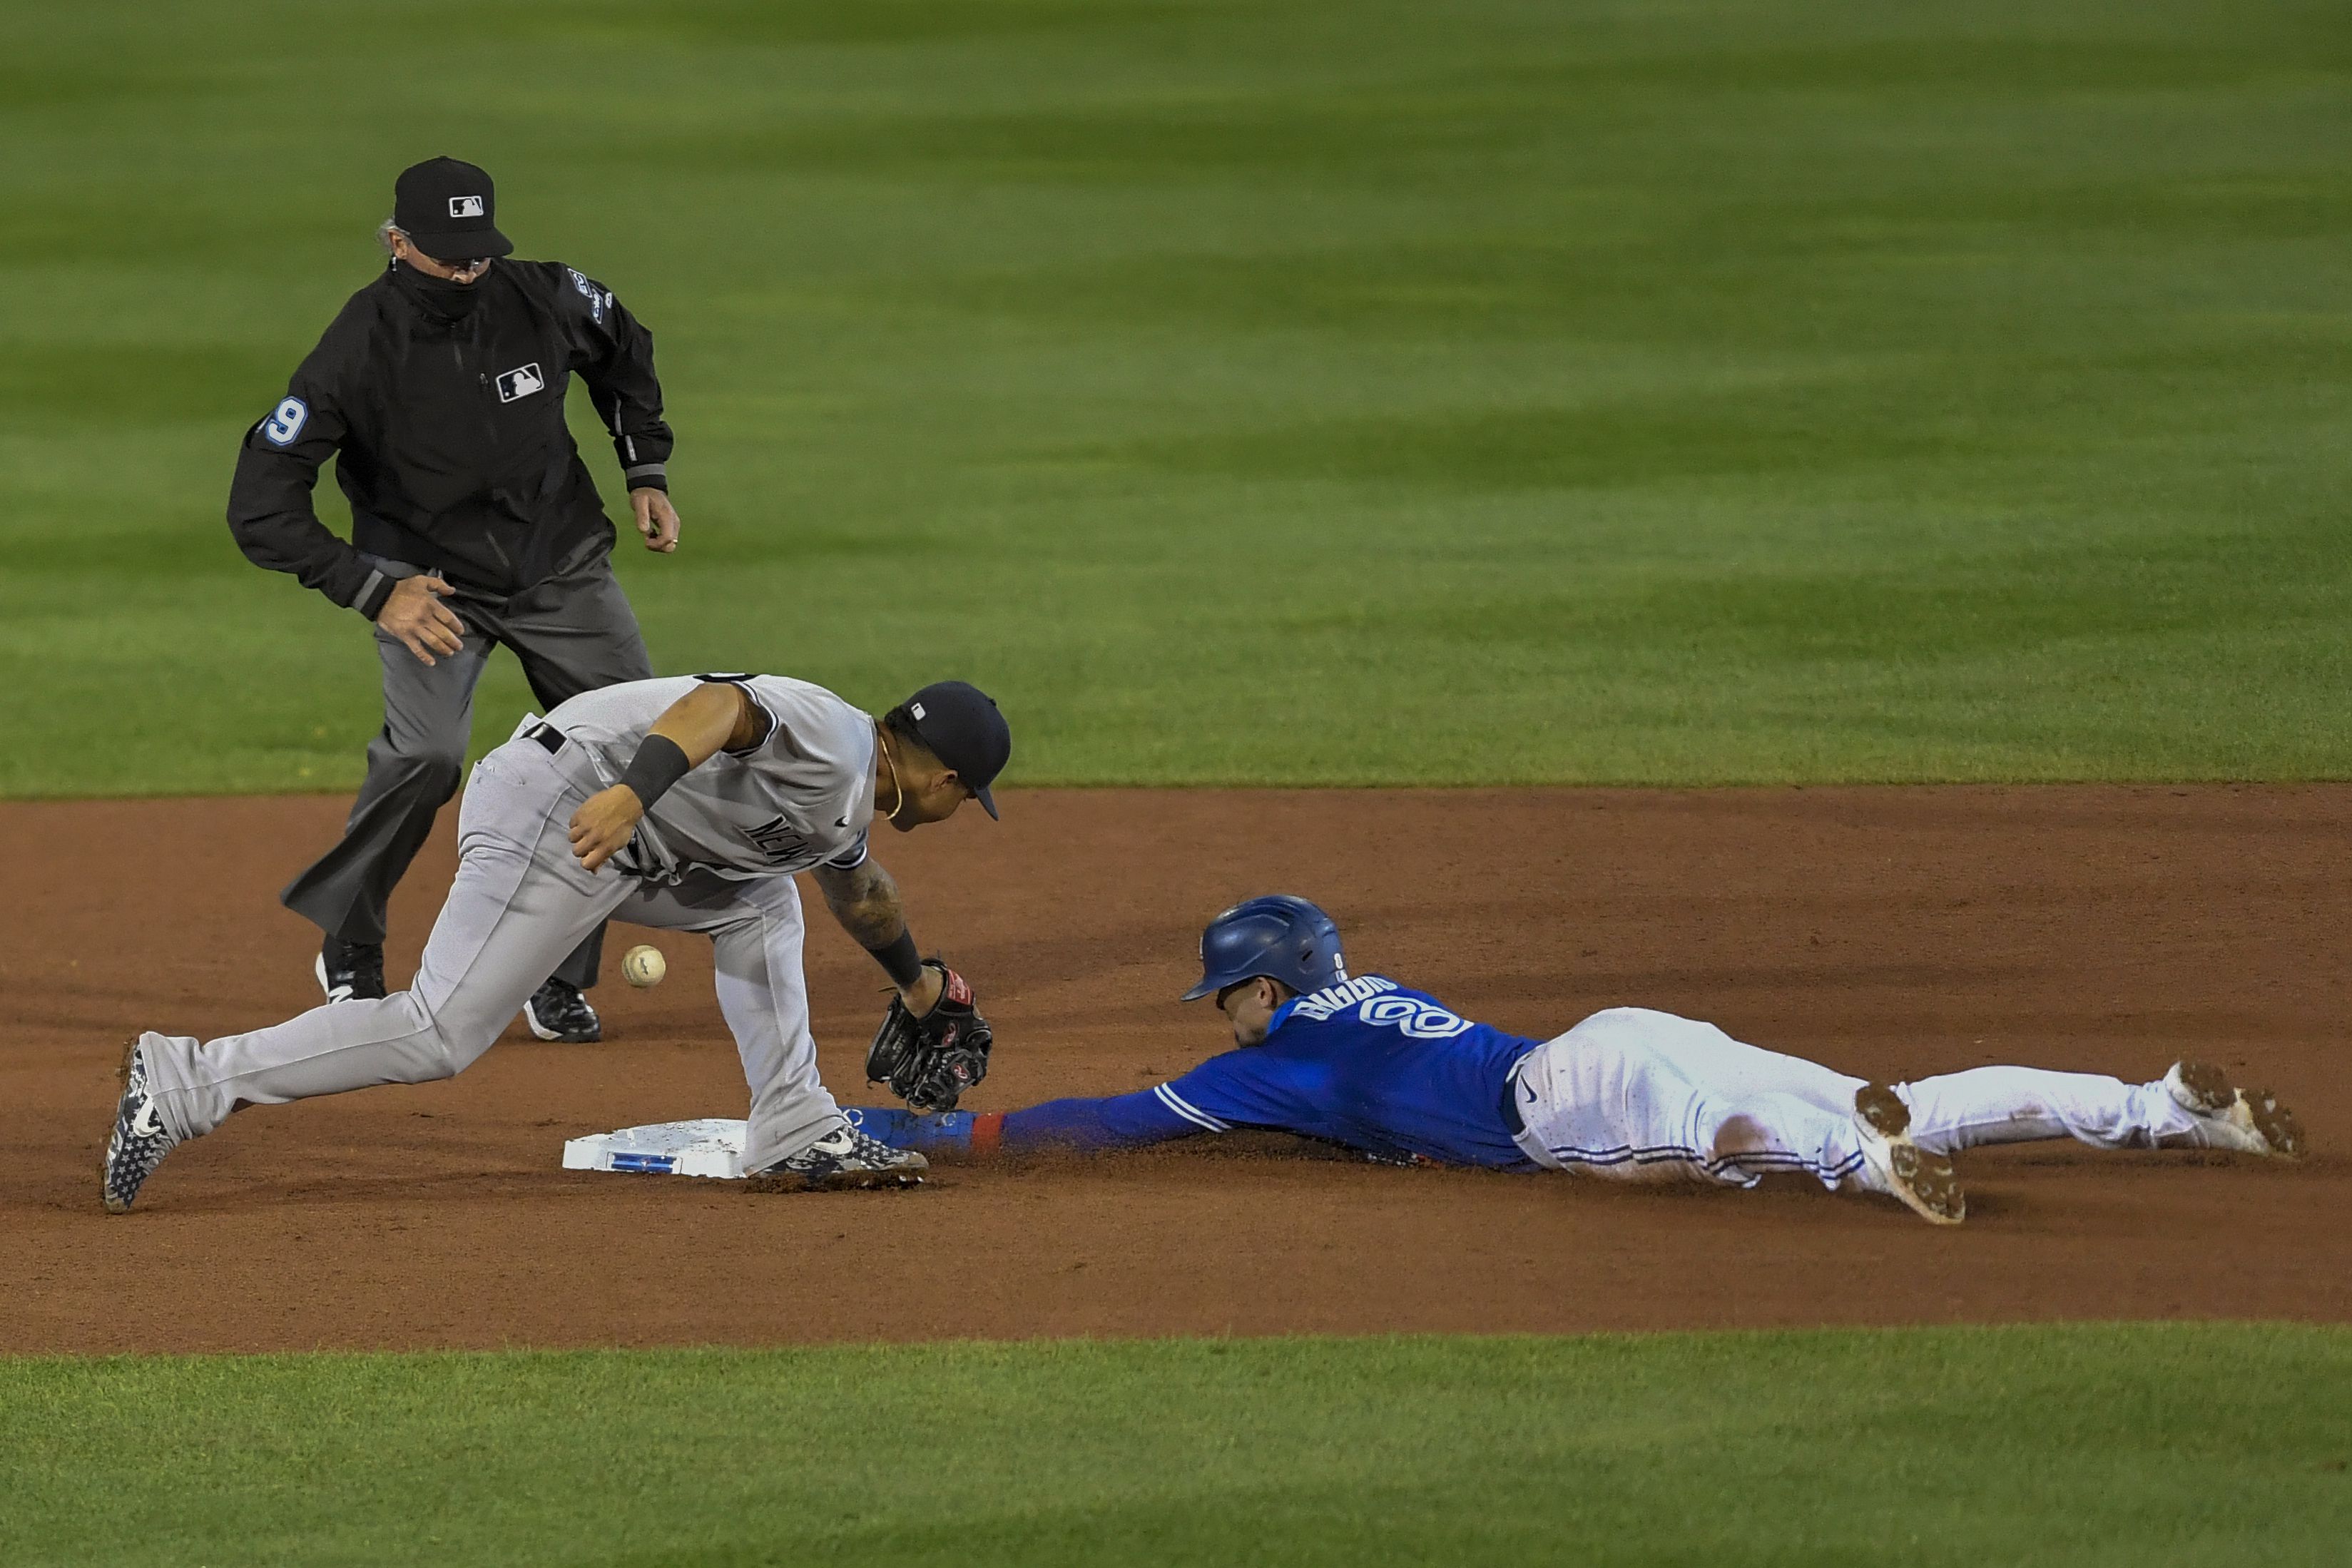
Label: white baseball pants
xmin=139 ymin=728 xmax=844 ymax=1171
xmin=1509 ymin=1007 xmax=2211 ymax=1191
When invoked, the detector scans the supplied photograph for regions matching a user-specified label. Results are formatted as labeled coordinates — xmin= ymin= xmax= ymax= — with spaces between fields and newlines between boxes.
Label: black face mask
xmin=392 ymin=258 xmax=485 ymax=320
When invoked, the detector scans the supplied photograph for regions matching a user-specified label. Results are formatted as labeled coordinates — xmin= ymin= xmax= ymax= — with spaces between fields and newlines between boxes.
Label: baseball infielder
xmin=101 ymin=676 xmax=1011 ymax=1211
xmin=846 ymin=897 xmax=2306 ymax=1224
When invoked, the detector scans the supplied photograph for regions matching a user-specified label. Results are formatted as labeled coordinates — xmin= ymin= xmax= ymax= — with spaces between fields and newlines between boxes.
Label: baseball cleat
xmin=524 ymin=978 xmax=601 ymax=1043
xmin=101 ymin=1035 xmax=180 ymax=1215
xmin=1852 ymin=1082 xmax=1965 ymax=1226
xmin=2163 ymin=1062 xmax=2305 ymax=1159
xmin=316 ymin=937 xmax=387 ymax=1004
xmin=746 ymin=1120 xmax=929 ymax=1193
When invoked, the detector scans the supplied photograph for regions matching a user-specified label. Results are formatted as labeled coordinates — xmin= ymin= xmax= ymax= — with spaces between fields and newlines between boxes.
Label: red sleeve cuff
xmin=971 ymin=1112 xmax=1004 ymax=1158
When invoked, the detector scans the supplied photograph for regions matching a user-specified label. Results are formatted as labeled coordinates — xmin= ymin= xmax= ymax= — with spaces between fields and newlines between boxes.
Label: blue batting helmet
xmin=1181 ymin=895 xmax=1347 ymax=1002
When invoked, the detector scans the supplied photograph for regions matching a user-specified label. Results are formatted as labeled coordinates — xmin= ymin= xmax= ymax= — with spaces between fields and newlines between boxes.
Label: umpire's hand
xmin=377 ymin=574 xmax=467 ymax=666
xmin=631 ymin=487 xmax=681 ymax=554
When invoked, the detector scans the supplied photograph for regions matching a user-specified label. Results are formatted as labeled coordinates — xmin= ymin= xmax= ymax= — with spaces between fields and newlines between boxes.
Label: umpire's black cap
xmin=902 ymin=681 xmax=1011 ymax=819
xmin=393 ymin=157 xmax=514 ymax=262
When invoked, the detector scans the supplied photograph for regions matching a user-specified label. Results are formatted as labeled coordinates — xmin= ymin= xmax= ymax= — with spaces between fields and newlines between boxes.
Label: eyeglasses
xmin=393 ymin=235 xmax=492 ymax=277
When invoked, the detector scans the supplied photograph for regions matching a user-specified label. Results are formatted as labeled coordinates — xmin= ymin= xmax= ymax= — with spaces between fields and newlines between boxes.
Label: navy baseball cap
xmin=393 ymin=157 xmax=513 ymax=262
xmin=901 ymin=681 xmax=1011 ymax=819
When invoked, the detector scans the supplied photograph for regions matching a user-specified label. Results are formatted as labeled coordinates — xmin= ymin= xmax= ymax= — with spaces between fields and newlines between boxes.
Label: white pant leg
xmin=143 ymin=744 xmax=630 ymax=1142
xmin=1896 ymin=1066 xmax=2199 ymax=1154
xmin=1631 ymin=1010 xmax=1869 ymax=1117
xmin=621 ymin=867 xmax=841 ymax=1171
xmin=1514 ymin=1008 xmax=1873 ymax=1192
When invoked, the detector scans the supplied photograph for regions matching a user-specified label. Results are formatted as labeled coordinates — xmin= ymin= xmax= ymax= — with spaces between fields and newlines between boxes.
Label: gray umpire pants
xmin=280 ymin=550 xmax=653 ymax=989
xmin=142 ymin=726 xmax=845 ymax=1171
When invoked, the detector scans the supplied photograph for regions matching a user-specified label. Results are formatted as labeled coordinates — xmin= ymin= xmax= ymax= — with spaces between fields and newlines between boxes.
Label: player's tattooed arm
xmin=813 ymin=856 xmax=902 ymax=947
xmin=813 ymin=859 xmax=945 ymax=1014
xmin=569 ymin=684 xmax=766 ymax=872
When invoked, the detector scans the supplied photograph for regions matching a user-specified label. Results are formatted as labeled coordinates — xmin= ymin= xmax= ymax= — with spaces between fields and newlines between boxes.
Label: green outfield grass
xmin=5 ymin=0 xmax=2350 ymax=793
xmin=3 ymin=1325 xmax=2347 ymax=1566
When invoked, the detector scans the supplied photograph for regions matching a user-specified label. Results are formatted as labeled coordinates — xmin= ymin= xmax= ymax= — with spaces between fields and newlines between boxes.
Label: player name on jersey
xmin=1287 ymin=974 xmax=1395 ymax=1021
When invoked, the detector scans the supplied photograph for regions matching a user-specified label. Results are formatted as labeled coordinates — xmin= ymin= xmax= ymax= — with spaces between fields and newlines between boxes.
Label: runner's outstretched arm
xmin=847 ymin=1088 xmax=1213 ymax=1161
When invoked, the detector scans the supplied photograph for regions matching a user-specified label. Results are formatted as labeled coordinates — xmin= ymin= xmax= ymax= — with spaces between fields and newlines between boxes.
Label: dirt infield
xmin=5 ymin=785 xmax=2345 ymax=1355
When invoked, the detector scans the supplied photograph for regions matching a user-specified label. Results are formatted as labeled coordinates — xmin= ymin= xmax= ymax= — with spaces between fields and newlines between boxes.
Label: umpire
xmin=228 ymin=156 xmax=681 ymax=1043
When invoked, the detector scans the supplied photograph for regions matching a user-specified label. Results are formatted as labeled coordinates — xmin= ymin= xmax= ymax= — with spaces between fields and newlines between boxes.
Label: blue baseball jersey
xmin=850 ymin=975 xmax=1546 ymax=1169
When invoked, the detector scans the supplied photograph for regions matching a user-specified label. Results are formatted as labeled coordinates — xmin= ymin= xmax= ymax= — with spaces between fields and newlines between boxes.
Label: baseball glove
xmin=866 ymin=962 xmax=992 ymax=1113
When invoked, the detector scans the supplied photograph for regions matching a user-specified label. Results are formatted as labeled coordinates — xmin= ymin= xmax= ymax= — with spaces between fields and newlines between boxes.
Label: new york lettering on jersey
xmin=742 ymin=814 xmax=813 ymax=866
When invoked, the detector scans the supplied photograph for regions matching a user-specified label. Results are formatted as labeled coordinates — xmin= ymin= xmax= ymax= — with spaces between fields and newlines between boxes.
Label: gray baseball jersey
xmin=540 ymin=674 xmax=877 ymax=882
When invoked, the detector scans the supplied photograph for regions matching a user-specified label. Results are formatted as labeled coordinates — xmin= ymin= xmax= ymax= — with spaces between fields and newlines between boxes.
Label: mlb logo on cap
xmin=393 ymin=157 xmax=515 ymax=264
xmin=896 ymin=681 xmax=1011 ymax=820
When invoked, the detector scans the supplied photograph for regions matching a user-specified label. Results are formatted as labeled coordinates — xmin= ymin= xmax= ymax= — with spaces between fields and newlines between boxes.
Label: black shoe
xmin=524 ymin=977 xmax=601 ymax=1043
xmin=315 ymin=937 xmax=387 ymax=1003
xmin=746 ymin=1120 xmax=927 ymax=1193
xmin=101 ymin=1035 xmax=180 ymax=1214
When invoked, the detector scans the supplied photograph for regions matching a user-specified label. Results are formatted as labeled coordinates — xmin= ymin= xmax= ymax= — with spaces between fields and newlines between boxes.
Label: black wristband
xmin=867 ymin=929 xmax=924 ymax=990
xmin=618 ymin=734 xmax=692 ymax=810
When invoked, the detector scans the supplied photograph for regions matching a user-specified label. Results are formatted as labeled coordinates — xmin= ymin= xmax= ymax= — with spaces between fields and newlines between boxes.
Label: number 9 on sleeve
xmin=261 ymin=396 xmax=308 ymax=446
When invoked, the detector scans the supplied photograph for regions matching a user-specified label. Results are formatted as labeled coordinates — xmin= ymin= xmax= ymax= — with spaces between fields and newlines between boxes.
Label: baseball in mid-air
xmin=621 ymin=945 xmax=666 ymax=988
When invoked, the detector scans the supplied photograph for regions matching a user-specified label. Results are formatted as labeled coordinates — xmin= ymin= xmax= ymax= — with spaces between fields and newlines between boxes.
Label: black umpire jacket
xmin=228 ymin=258 xmax=673 ymax=620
